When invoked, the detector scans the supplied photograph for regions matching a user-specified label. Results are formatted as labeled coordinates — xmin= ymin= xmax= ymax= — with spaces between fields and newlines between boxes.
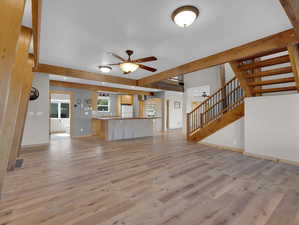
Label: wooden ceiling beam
xmin=280 ymin=0 xmax=299 ymax=36
xmin=34 ymin=64 xmax=138 ymax=86
xmin=144 ymin=82 xmax=184 ymax=92
xmin=32 ymin=0 xmax=41 ymax=68
xmin=50 ymin=80 xmax=154 ymax=96
xmin=137 ymin=29 xmax=299 ymax=86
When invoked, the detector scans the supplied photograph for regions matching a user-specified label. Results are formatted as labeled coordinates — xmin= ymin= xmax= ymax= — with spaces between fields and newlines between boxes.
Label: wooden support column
xmin=288 ymin=44 xmax=299 ymax=92
xmin=3 ymin=27 xmax=32 ymax=171
xmin=280 ymin=0 xmax=299 ymax=36
xmin=230 ymin=61 xmax=254 ymax=97
xmin=8 ymin=54 xmax=34 ymax=171
xmin=0 ymin=0 xmax=26 ymax=195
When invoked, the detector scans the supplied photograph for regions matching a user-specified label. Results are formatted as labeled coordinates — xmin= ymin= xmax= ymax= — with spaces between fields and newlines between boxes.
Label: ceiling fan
xmin=107 ymin=50 xmax=157 ymax=74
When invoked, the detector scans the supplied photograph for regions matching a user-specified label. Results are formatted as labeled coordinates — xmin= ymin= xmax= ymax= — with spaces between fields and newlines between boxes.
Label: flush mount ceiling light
xmin=172 ymin=5 xmax=199 ymax=28
xmin=119 ymin=62 xmax=139 ymax=74
xmin=98 ymin=65 xmax=112 ymax=73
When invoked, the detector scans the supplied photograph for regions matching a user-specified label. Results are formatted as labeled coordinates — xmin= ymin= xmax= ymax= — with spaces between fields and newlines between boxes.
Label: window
xmin=97 ymin=97 xmax=110 ymax=112
xmin=50 ymin=103 xmax=59 ymax=118
xmin=60 ymin=103 xmax=70 ymax=118
xmin=50 ymin=102 xmax=70 ymax=118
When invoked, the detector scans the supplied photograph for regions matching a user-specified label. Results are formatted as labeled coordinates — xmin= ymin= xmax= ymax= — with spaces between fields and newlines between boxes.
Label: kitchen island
xmin=91 ymin=117 xmax=160 ymax=141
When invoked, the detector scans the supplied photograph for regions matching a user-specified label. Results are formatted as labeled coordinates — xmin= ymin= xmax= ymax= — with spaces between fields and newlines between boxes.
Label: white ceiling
xmin=23 ymin=0 xmax=292 ymax=86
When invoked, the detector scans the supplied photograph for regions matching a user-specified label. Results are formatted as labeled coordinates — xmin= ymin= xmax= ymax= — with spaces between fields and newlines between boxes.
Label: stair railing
xmin=187 ymin=77 xmax=244 ymax=137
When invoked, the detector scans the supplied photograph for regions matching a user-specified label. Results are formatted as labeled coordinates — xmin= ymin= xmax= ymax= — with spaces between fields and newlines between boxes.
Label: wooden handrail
xmin=187 ymin=76 xmax=244 ymax=135
xmin=189 ymin=77 xmax=237 ymax=114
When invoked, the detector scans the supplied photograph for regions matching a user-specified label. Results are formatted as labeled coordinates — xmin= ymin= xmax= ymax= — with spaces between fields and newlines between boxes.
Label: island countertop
xmin=92 ymin=116 xmax=159 ymax=141
xmin=92 ymin=117 xmax=160 ymax=120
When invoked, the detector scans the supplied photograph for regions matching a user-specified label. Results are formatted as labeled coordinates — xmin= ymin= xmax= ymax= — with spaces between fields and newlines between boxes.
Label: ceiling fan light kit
xmin=102 ymin=50 xmax=158 ymax=75
xmin=172 ymin=5 xmax=199 ymax=27
xmin=120 ymin=62 xmax=139 ymax=74
xmin=98 ymin=65 xmax=112 ymax=73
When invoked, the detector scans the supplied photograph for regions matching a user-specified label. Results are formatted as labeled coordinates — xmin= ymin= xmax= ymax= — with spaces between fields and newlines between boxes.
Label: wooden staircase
xmin=187 ymin=45 xmax=299 ymax=142
xmin=230 ymin=47 xmax=299 ymax=96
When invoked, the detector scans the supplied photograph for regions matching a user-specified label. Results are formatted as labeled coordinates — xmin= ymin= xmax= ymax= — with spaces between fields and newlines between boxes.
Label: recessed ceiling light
xmin=172 ymin=5 xmax=199 ymax=28
xmin=98 ymin=66 xmax=112 ymax=73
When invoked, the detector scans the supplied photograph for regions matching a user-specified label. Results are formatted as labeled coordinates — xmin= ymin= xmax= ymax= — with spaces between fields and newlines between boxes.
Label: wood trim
xmin=280 ymin=0 xmax=299 ymax=36
xmin=21 ymin=143 xmax=49 ymax=151
xmin=137 ymin=29 xmax=299 ymax=85
xmin=49 ymin=90 xmax=74 ymax=137
xmin=287 ymin=44 xmax=299 ymax=92
xmin=245 ymin=67 xmax=293 ymax=78
xmin=32 ymin=0 xmax=41 ymax=68
xmin=91 ymin=91 xmax=98 ymax=111
xmin=35 ymin=64 xmax=137 ymax=86
xmin=50 ymin=80 xmax=153 ymax=96
xmin=230 ymin=61 xmax=253 ymax=97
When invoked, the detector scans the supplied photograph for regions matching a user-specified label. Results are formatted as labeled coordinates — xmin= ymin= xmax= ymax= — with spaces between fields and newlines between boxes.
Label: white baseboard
xmin=200 ymin=142 xmax=244 ymax=153
xmin=199 ymin=142 xmax=299 ymax=166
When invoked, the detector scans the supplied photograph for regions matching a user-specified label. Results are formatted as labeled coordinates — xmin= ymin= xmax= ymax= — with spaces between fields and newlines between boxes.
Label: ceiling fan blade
xmin=138 ymin=64 xmax=157 ymax=72
xmin=132 ymin=56 xmax=157 ymax=63
xmin=107 ymin=63 xmax=121 ymax=66
xmin=109 ymin=52 xmax=126 ymax=61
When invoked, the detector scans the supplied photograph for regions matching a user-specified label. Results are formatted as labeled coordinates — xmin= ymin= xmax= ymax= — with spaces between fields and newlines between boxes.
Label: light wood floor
xmin=1 ymin=131 xmax=299 ymax=225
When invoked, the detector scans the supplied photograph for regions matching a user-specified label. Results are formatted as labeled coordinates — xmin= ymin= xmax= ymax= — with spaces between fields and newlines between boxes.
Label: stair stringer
xmin=189 ymin=103 xmax=244 ymax=142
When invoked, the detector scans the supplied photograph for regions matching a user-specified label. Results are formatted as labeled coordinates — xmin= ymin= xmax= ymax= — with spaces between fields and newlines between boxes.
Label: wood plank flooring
xmin=1 ymin=130 xmax=299 ymax=225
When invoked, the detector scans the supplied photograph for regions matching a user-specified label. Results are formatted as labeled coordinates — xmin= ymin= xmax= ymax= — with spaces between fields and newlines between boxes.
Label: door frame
xmin=49 ymin=90 xmax=74 ymax=137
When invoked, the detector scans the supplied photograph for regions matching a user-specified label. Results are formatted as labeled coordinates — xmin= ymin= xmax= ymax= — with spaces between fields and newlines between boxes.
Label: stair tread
xmin=249 ymin=77 xmax=295 ymax=86
xmin=254 ymin=86 xmax=297 ymax=93
xmin=239 ymin=55 xmax=290 ymax=71
xmin=245 ymin=67 xmax=292 ymax=79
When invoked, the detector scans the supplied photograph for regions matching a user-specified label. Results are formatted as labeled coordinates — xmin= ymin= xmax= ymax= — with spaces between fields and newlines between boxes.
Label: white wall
xmin=202 ymin=118 xmax=245 ymax=150
xmin=245 ymin=94 xmax=299 ymax=162
xmin=22 ymin=73 xmax=50 ymax=146
xmin=183 ymin=66 xmax=221 ymax=131
xmin=184 ymin=66 xmax=221 ymax=93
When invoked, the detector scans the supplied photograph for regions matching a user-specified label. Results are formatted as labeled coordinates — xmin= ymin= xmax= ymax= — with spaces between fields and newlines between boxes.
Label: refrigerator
xmin=121 ymin=105 xmax=133 ymax=118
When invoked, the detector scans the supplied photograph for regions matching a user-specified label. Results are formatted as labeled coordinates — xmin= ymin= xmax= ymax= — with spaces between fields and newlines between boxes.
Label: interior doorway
xmin=50 ymin=91 xmax=72 ymax=139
